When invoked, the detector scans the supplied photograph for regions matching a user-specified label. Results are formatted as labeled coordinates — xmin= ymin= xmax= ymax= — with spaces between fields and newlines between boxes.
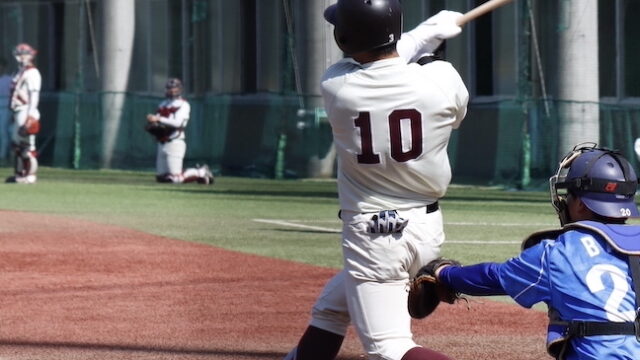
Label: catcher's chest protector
xmin=532 ymin=221 xmax=640 ymax=359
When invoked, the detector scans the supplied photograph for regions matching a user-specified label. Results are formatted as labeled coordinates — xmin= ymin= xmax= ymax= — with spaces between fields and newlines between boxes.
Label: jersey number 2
xmin=585 ymin=264 xmax=635 ymax=322
xmin=355 ymin=110 xmax=423 ymax=164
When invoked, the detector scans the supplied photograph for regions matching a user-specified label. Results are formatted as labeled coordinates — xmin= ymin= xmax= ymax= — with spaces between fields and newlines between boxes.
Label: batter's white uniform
xmin=10 ymin=65 xmax=41 ymax=182
xmin=310 ymin=56 xmax=468 ymax=359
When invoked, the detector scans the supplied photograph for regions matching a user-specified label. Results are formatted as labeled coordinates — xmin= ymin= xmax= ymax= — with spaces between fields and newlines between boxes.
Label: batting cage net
xmin=0 ymin=0 xmax=639 ymax=189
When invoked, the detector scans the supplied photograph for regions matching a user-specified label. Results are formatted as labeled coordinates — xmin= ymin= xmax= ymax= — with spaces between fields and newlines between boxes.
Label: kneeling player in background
xmin=145 ymin=78 xmax=214 ymax=185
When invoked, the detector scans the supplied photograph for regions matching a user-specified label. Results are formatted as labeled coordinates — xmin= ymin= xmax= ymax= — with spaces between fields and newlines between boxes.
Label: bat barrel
xmin=456 ymin=0 xmax=514 ymax=26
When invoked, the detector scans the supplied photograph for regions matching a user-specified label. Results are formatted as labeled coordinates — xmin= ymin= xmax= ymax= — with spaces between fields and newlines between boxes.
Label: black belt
xmin=338 ymin=201 xmax=439 ymax=220
xmin=566 ymin=320 xmax=638 ymax=338
xmin=426 ymin=201 xmax=439 ymax=213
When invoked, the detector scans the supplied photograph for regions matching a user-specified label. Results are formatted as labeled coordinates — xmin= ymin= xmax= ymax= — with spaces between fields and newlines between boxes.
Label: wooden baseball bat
xmin=456 ymin=0 xmax=515 ymax=26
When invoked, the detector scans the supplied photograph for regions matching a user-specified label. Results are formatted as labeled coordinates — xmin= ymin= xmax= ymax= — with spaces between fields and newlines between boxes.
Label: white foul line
xmin=252 ymin=219 xmax=522 ymax=244
xmin=272 ymin=219 xmax=553 ymax=227
xmin=253 ymin=218 xmax=341 ymax=233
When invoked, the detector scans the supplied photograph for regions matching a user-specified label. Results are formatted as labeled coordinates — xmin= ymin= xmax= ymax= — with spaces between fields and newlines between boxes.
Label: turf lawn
xmin=0 ymin=166 xmax=569 ymax=269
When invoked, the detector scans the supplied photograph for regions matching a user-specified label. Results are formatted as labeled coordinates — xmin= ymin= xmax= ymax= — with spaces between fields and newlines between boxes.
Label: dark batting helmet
xmin=324 ymin=0 xmax=402 ymax=56
xmin=550 ymin=143 xmax=639 ymax=225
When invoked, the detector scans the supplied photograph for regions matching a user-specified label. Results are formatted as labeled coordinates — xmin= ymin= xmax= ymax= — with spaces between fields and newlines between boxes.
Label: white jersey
xmin=321 ymin=57 xmax=468 ymax=212
xmin=155 ymin=97 xmax=190 ymax=141
xmin=10 ymin=66 xmax=41 ymax=119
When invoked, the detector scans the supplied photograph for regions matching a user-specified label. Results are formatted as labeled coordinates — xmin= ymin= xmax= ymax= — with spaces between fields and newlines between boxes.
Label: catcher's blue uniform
xmin=439 ymin=220 xmax=640 ymax=360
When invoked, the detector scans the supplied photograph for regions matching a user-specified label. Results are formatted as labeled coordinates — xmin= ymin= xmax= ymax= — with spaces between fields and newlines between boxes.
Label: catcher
xmin=6 ymin=43 xmax=41 ymax=184
xmin=409 ymin=143 xmax=640 ymax=360
xmin=146 ymin=78 xmax=214 ymax=184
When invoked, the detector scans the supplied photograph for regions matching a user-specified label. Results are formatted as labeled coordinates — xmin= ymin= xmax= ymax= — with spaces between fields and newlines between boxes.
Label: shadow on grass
xmin=147 ymin=187 xmax=339 ymax=200
xmin=0 ymin=340 xmax=364 ymax=360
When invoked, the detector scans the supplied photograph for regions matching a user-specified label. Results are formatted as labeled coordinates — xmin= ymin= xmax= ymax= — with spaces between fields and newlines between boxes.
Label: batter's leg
xmin=284 ymin=271 xmax=350 ymax=360
xmin=345 ymin=276 xmax=417 ymax=360
xmin=286 ymin=326 xmax=344 ymax=360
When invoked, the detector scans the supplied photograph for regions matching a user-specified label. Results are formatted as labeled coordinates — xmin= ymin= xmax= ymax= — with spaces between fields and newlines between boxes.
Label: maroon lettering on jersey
xmin=355 ymin=109 xmax=424 ymax=165
xmin=389 ymin=109 xmax=422 ymax=162
xmin=354 ymin=112 xmax=381 ymax=164
xmin=156 ymin=106 xmax=180 ymax=118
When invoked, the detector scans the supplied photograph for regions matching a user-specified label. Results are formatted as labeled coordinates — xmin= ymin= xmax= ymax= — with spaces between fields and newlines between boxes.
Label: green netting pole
xmin=519 ymin=0 xmax=533 ymax=189
xmin=73 ymin=110 xmax=81 ymax=169
xmin=274 ymin=132 xmax=287 ymax=179
xmin=521 ymin=131 xmax=531 ymax=188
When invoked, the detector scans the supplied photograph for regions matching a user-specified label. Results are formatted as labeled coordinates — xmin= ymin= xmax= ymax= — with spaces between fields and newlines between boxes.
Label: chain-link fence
xmin=2 ymin=0 xmax=640 ymax=189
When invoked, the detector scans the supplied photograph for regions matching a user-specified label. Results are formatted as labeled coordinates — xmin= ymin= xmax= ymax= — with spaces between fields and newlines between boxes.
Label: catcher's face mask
xmin=164 ymin=78 xmax=183 ymax=99
xmin=549 ymin=146 xmax=583 ymax=225
xmin=14 ymin=53 xmax=34 ymax=67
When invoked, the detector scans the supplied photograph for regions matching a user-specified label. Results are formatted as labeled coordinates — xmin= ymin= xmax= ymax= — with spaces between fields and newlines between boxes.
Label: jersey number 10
xmin=355 ymin=110 xmax=423 ymax=164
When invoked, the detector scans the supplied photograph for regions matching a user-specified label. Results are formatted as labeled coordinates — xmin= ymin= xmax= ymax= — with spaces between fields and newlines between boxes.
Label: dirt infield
xmin=0 ymin=211 xmax=548 ymax=360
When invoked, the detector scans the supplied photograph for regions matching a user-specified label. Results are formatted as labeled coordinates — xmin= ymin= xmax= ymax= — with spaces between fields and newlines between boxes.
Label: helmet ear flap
xmin=555 ymin=196 xmax=571 ymax=226
xmin=550 ymin=174 xmax=571 ymax=226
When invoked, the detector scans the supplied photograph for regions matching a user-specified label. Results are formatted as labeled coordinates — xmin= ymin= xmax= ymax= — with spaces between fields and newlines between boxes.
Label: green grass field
xmin=0 ymin=167 xmax=565 ymax=269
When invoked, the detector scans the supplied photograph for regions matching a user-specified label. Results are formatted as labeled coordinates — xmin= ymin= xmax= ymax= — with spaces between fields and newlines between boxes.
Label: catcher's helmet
xmin=165 ymin=78 xmax=183 ymax=98
xmin=13 ymin=43 xmax=37 ymax=56
xmin=324 ymin=0 xmax=402 ymax=55
xmin=550 ymin=143 xmax=639 ymax=224
xmin=165 ymin=78 xmax=183 ymax=90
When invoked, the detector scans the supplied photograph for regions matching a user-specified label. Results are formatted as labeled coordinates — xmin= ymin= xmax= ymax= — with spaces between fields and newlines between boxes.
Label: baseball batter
xmin=146 ymin=78 xmax=214 ymax=184
xmin=284 ymin=1 xmax=468 ymax=360
xmin=6 ymin=43 xmax=41 ymax=184
xmin=432 ymin=144 xmax=640 ymax=360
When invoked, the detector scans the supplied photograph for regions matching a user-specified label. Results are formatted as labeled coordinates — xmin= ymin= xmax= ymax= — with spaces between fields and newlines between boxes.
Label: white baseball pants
xmin=310 ymin=205 xmax=444 ymax=360
xmin=156 ymin=138 xmax=186 ymax=176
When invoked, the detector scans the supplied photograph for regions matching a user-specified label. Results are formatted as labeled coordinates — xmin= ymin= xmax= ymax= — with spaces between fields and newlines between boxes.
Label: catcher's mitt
xmin=407 ymin=258 xmax=462 ymax=319
xmin=19 ymin=116 xmax=40 ymax=136
xmin=145 ymin=121 xmax=177 ymax=142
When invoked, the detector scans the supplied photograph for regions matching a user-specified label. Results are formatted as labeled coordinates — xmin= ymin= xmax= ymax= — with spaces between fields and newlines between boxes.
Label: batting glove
xmin=368 ymin=210 xmax=409 ymax=234
xmin=397 ymin=10 xmax=463 ymax=63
